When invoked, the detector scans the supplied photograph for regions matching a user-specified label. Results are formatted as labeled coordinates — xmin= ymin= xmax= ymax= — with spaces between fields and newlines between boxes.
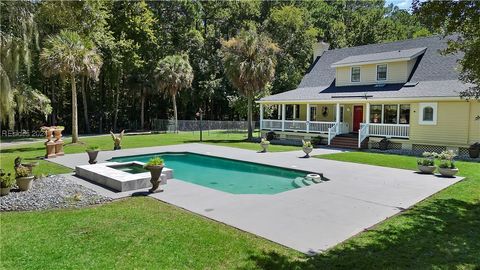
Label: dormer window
xmin=351 ymin=67 xmax=360 ymax=82
xmin=377 ymin=64 xmax=387 ymax=81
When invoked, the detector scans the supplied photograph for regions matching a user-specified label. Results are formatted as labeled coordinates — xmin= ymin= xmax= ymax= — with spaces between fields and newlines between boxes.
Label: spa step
xmin=302 ymin=178 xmax=313 ymax=186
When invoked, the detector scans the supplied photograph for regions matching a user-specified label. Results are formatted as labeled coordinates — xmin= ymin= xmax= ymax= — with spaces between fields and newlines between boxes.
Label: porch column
xmin=366 ymin=103 xmax=370 ymax=124
xmin=306 ymin=103 xmax=310 ymax=133
xmin=281 ymin=104 xmax=286 ymax=131
xmin=293 ymin=104 xmax=297 ymax=119
xmin=277 ymin=104 xmax=281 ymax=119
xmin=335 ymin=103 xmax=340 ymax=133
xmin=259 ymin=103 xmax=264 ymax=131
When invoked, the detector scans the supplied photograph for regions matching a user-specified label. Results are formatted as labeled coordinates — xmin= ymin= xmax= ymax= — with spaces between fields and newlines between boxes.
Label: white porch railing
xmin=262 ymin=119 xmax=283 ymax=130
xmin=369 ymin=124 xmax=410 ymax=138
xmin=327 ymin=123 xmax=338 ymax=145
xmin=358 ymin=123 xmax=370 ymax=148
xmin=284 ymin=120 xmax=307 ymax=131
xmin=309 ymin=121 xmax=336 ymax=133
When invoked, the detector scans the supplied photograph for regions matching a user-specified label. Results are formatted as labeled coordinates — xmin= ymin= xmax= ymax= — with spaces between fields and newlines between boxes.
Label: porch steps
xmin=330 ymin=134 xmax=368 ymax=149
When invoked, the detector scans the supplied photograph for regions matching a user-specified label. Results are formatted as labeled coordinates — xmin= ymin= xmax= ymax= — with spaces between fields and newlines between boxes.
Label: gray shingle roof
xmin=331 ymin=47 xmax=426 ymax=67
xmin=261 ymin=35 xmax=466 ymax=102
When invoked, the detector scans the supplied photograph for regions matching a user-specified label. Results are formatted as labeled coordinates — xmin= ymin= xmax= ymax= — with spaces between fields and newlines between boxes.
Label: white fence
xmin=368 ymin=124 xmax=410 ymax=138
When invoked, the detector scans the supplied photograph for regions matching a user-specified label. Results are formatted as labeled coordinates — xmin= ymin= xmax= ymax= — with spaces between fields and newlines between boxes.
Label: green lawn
xmin=0 ymin=131 xmax=299 ymax=175
xmin=1 ymin=145 xmax=479 ymax=269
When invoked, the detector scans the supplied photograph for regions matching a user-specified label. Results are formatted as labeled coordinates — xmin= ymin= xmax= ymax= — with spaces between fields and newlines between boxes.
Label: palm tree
xmin=154 ymin=54 xmax=193 ymax=133
xmin=40 ymin=30 xmax=102 ymax=143
xmin=221 ymin=29 xmax=279 ymax=140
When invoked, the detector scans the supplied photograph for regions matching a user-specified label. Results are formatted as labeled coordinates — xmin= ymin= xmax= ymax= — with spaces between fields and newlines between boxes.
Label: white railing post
xmin=306 ymin=103 xmax=310 ymax=133
xmin=366 ymin=103 xmax=370 ymax=124
xmin=259 ymin=103 xmax=264 ymax=131
xmin=281 ymin=104 xmax=286 ymax=131
xmin=335 ymin=103 xmax=340 ymax=133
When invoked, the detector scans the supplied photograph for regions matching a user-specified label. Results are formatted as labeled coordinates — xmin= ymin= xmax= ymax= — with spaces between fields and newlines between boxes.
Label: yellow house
xmin=257 ymin=36 xmax=479 ymax=155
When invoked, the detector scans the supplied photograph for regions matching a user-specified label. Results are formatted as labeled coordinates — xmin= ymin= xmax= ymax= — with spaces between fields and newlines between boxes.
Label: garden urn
xmin=417 ymin=165 xmax=436 ymax=174
xmin=0 ymin=187 xmax=11 ymax=196
xmin=260 ymin=143 xmax=269 ymax=153
xmin=303 ymin=146 xmax=313 ymax=158
xmin=146 ymin=165 xmax=164 ymax=193
xmin=438 ymin=167 xmax=459 ymax=177
xmin=16 ymin=175 xmax=35 ymax=191
xmin=87 ymin=150 xmax=99 ymax=164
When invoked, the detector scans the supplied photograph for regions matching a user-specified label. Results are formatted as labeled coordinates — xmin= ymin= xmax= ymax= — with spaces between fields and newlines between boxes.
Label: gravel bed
xmin=0 ymin=175 xmax=112 ymax=212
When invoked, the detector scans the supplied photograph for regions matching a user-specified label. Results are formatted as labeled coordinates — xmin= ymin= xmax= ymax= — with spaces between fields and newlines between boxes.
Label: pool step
xmin=302 ymin=178 xmax=313 ymax=186
xmin=292 ymin=177 xmax=307 ymax=188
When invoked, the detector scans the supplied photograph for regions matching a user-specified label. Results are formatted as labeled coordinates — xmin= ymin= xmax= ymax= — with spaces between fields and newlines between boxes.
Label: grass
xmin=1 ymin=144 xmax=479 ymax=268
xmin=0 ymin=131 xmax=299 ymax=175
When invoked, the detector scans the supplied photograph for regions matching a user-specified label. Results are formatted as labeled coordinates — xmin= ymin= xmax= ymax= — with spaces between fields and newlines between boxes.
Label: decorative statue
xmin=110 ymin=130 xmax=124 ymax=150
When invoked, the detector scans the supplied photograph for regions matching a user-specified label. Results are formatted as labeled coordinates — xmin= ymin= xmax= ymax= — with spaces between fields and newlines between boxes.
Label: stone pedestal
xmin=54 ymin=140 xmax=64 ymax=156
xmin=45 ymin=141 xmax=56 ymax=158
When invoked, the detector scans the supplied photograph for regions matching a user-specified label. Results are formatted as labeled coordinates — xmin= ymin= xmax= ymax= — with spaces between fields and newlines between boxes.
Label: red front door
xmin=353 ymin=105 xmax=363 ymax=132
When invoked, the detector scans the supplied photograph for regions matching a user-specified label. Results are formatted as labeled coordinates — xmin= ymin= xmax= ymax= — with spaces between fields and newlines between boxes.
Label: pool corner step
xmin=292 ymin=177 xmax=307 ymax=188
xmin=302 ymin=178 xmax=313 ymax=186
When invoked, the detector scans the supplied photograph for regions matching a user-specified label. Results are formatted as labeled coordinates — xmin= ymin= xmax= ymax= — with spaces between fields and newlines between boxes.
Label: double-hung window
xmin=351 ymin=67 xmax=360 ymax=82
xmin=377 ymin=64 xmax=387 ymax=81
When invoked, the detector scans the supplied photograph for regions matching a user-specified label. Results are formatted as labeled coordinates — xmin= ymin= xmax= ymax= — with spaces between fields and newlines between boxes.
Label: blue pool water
xmin=110 ymin=152 xmax=309 ymax=194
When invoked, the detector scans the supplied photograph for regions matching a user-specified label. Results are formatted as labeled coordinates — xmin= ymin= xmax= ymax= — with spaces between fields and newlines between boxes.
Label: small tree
xmin=40 ymin=30 xmax=102 ymax=143
xmin=154 ymin=54 xmax=193 ymax=133
xmin=221 ymin=29 xmax=279 ymax=140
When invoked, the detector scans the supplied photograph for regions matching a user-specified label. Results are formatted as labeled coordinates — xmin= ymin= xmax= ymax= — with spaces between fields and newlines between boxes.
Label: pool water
xmin=110 ymin=152 xmax=308 ymax=194
xmin=107 ymin=163 xmax=148 ymax=174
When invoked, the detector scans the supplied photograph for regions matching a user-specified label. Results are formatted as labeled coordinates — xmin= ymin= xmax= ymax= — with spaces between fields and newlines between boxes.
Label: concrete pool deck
xmin=49 ymin=144 xmax=462 ymax=254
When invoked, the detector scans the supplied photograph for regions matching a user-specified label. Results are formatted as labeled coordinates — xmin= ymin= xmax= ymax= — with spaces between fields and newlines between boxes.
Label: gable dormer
xmin=331 ymin=47 xmax=426 ymax=87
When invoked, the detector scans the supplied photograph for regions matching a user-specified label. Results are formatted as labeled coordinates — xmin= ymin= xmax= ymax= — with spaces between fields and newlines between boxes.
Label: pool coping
xmin=48 ymin=143 xmax=463 ymax=254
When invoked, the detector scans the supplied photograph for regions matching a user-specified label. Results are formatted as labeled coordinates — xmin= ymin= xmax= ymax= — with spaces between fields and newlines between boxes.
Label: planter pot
xmin=86 ymin=150 xmax=99 ymax=164
xmin=145 ymin=165 xmax=164 ymax=193
xmin=468 ymin=148 xmax=480 ymax=158
xmin=16 ymin=176 xmax=34 ymax=191
xmin=0 ymin=187 xmax=12 ymax=196
xmin=303 ymin=146 xmax=313 ymax=158
xmin=438 ymin=167 xmax=459 ymax=177
xmin=417 ymin=165 xmax=436 ymax=174
xmin=54 ymin=129 xmax=63 ymax=141
xmin=260 ymin=143 xmax=269 ymax=153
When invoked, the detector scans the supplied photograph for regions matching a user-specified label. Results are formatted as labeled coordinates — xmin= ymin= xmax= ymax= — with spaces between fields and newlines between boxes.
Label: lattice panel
xmin=458 ymin=147 xmax=470 ymax=157
xmin=412 ymin=144 xmax=446 ymax=154
xmin=369 ymin=141 xmax=402 ymax=150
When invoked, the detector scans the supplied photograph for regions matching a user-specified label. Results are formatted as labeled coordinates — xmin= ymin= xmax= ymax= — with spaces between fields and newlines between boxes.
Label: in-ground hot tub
xmin=76 ymin=161 xmax=172 ymax=192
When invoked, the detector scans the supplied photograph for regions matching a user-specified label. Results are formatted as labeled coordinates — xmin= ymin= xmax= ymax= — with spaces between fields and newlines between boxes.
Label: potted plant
xmin=437 ymin=150 xmax=459 ymax=177
xmin=0 ymin=169 xmax=15 ymax=196
xmin=302 ymin=140 xmax=314 ymax=158
xmin=417 ymin=152 xmax=436 ymax=174
xmin=15 ymin=166 xmax=34 ymax=191
xmin=144 ymin=157 xmax=164 ymax=193
xmin=468 ymin=142 xmax=480 ymax=158
xmin=86 ymin=145 xmax=100 ymax=164
xmin=260 ymin=138 xmax=270 ymax=153
xmin=379 ymin=138 xmax=390 ymax=151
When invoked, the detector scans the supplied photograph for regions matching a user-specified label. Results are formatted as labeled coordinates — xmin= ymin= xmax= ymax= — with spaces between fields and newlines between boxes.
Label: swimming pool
xmin=110 ymin=152 xmax=310 ymax=194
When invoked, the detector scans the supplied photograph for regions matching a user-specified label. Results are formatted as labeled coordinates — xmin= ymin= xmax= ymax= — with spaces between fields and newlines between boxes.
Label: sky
xmin=385 ymin=0 xmax=413 ymax=10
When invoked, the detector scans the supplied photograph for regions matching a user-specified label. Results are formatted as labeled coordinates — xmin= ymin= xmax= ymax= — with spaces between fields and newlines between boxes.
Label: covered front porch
xmin=258 ymin=102 xmax=411 ymax=147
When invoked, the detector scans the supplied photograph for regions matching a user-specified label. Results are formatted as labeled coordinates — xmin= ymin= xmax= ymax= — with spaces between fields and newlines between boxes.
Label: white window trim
xmin=350 ymin=66 xmax=361 ymax=83
xmin=419 ymin=102 xmax=437 ymax=125
xmin=376 ymin=64 xmax=388 ymax=82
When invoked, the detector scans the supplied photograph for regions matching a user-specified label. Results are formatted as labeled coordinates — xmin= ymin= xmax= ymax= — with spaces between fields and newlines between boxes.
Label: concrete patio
xmin=49 ymin=144 xmax=462 ymax=254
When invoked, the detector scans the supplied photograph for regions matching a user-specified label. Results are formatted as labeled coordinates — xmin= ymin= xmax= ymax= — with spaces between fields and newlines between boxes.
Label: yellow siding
xmin=469 ymin=101 xmax=480 ymax=144
xmin=406 ymin=59 xmax=416 ymax=79
xmin=410 ymin=101 xmax=472 ymax=146
xmin=336 ymin=61 xmax=409 ymax=86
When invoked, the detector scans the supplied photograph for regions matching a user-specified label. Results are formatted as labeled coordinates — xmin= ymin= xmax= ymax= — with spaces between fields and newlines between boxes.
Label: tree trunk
xmin=140 ymin=86 xmax=145 ymax=130
xmin=113 ymin=86 xmax=119 ymax=133
xmin=81 ymin=76 xmax=91 ymax=134
xmin=71 ymin=74 xmax=79 ymax=143
xmin=247 ymin=95 xmax=253 ymax=140
xmin=172 ymin=94 xmax=178 ymax=133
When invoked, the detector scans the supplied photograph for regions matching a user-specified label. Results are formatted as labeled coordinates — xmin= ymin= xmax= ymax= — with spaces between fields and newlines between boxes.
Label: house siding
xmin=336 ymin=61 xmax=409 ymax=86
xmin=410 ymin=101 xmax=479 ymax=146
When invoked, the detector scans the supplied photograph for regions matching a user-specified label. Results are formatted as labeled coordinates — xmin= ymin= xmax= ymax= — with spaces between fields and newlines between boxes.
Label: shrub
xmin=311 ymin=136 xmax=322 ymax=146
xmin=437 ymin=150 xmax=456 ymax=169
xmin=266 ymin=131 xmax=276 ymax=141
xmin=469 ymin=142 xmax=480 ymax=150
xmin=15 ymin=166 xmax=31 ymax=178
xmin=260 ymin=138 xmax=270 ymax=145
xmin=145 ymin=157 xmax=164 ymax=167
xmin=0 ymin=169 xmax=15 ymax=188
xmin=86 ymin=145 xmax=100 ymax=151
xmin=302 ymin=140 xmax=313 ymax=148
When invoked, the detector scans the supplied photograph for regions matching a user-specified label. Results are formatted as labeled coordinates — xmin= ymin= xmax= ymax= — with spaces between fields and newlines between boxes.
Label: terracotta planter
xmin=86 ymin=150 xmax=99 ymax=164
xmin=260 ymin=143 xmax=269 ymax=153
xmin=16 ymin=176 xmax=34 ymax=191
xmin=468 ymin=148 xmax=480 ymax=158
xmin=145 ymin=165 xmax=164 ymax=193
xmin=0 ymin=187 xmax=12 ymax=196
xmin=44 ymin=128 xmax=54 ymax=141
xmin=54 ymin=129 xmax=63 ymax=140
xmin=417 ymin=165 xmax=436 ymax=174
xmin=303 ymin=146 xmax=313 ymax=158
xmin=438 ymin=167 xmax=459 ymax=177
